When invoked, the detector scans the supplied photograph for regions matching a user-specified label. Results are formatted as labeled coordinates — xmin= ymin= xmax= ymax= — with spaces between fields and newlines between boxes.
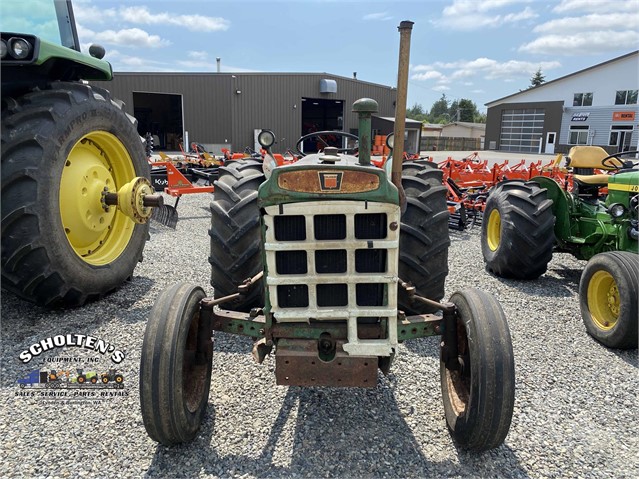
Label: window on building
xmin=569 ymin=125 xmax=589 ymax=145
xmin=615 ymin=90 xmax=638 ymax=105
xmin=609 ymin=125 xmax=634 ymax=149
xmin=573 ymin=92 xmax=593 ymax=106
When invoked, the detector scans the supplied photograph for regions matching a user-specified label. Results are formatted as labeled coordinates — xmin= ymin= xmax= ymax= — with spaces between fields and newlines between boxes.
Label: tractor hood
xmin=258 ymin=154 xmax=398 ymax=208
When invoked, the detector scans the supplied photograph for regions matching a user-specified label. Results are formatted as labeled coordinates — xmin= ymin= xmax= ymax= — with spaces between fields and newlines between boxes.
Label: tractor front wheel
xmin=579 ymin=252 xmax=638 ymax=349
xmin=481 ymin=180 xmax=555 ymax=279
xmin=440 ymin=288 xmax=515 ymax=451
xmin=1 ymin=82 xmax=150 ymax=308
xmin=140 ymin=283 xmax=212 ymax=445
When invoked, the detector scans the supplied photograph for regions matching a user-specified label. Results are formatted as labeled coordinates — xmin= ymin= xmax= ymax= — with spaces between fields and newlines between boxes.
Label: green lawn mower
xmin=482 ymin=145 xmax=638 ymax=349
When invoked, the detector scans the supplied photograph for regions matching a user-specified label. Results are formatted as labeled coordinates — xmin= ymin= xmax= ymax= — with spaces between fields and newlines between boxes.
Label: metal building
xmin=484 ymin=51 xmax=638 ymax=154
xmin=91 ymin=72 xmax=398 ymax=154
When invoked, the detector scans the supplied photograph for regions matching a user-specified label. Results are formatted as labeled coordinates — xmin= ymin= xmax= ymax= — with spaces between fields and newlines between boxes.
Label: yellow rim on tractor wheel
xmin=486 ymin=209 xmax=501 ymax=251
xmin=587 ymin=270 xmax=620 ymax=331
xmin=60 ymin=131 xmax=136 ymax=266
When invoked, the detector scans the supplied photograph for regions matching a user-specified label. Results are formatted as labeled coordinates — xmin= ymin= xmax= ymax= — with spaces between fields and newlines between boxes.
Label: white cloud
xmin=435 ymin=0 xmax=537 ymax=30
xmin=188 ymin=51 xmax=209 ymax=60
xmin=94 ymin=28 xmax=170 ymax=48
xmin=411 ymin=71 xmax=445 ymax=81
xmin=412 ymin=57 xmax=561 ymax=83
xmin=533 ymin=13 xmax=639 ymax=33
xmin=433 ymin=85 xmax=451 ymax=92
xmin=553 ymin=0 xmax=638 ymax=14
xmin=519 ymin=30 xmax=639 ymax=55
xmin=363 ymin=12 xmax=393 ymax=21
xmin=119 ymin=6 xmax=230 ymax=32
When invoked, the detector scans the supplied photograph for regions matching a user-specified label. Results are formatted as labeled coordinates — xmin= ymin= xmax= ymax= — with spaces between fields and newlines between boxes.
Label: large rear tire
xmin=209 ymin=159 xmax=265 ymax=312
xmin=481 ymin=180 xmax=555 ymax=279
xmin=440 ymin=288 xmax=515 ymax=451
xmin=579 ymin=252 xmax=638 ymax=349
xmin=399 ymin=160 xmax=450 ymax=314
xmin=1 ymin=82 xmax=149 ymax=308
xmin=140 ymin=283 xmax=212 ymax=445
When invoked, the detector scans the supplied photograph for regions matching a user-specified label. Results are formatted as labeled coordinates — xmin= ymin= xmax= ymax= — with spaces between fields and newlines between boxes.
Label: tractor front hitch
xmin=399 ymin=279 xmax=460 ymax=371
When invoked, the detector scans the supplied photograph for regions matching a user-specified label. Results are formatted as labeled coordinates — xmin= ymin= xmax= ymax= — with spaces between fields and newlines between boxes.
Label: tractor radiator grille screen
xmin=263 ymin=201 xmax=400 ymax=322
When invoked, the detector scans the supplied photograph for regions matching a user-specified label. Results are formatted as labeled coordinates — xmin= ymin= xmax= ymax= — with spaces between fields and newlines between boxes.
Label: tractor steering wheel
xmin=601 ymin=150 xmax=639 ymax=170
xmin=296 ymin=131 xmax=359 ymax=157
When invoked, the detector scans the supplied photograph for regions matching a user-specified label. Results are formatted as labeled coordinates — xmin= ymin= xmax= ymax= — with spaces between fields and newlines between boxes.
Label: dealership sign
xmin=612 ymin=111 xmax=635 ymax=121
xmin=571 ymin=112 xmax=590 ymax=122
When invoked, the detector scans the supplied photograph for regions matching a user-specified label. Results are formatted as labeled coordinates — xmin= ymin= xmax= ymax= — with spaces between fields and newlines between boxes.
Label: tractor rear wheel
xmin=440 ymin=288 xmax=515 ymax=451
xmin=399 ymin=160 xmax=450 ymax=314
xmin=140 ymin=283 xmax=212 ymax=445
xmin=579 ymin=252 xmax=638 ymax=349
xmin=481 ymin=180 xmax=555 ymax=279
xmin=209 ymin=159 xmax=265 ymax=312
xmin=1 ymin=82 xmax=150 ymax=308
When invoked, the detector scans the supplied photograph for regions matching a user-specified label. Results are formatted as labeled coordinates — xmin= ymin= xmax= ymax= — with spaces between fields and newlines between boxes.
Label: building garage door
xmin=499 ymin=108 xmax=545 ymax=152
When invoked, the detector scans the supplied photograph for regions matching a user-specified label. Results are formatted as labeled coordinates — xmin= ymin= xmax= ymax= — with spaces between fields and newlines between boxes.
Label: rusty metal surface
xmin=275 ymin=339 xmax=378 ymax=388
xmin=209 ymin=308 xmax=265 ymax=339
xmin=398 ymin=314 xmax=442 ymax=341
xmin=277 ymin=169 xmax=380 ymax=194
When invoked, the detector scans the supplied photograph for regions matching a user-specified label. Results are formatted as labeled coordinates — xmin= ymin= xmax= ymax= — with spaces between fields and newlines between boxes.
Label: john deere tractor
xmin=482 ymin=146 xmax=638 ymax=349
xmin=140 ymin=22 xmax=516 ymax=452
xmin=1 ymin=0 xmax=162 ymax=308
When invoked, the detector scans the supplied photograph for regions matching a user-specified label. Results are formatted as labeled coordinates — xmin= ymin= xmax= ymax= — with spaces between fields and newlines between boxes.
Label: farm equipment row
xmin=17 ymin=369 xmax=125 ymax=389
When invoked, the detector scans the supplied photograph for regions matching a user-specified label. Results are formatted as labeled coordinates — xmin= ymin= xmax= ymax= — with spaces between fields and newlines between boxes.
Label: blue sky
xmin=70 ymin=0 xmax=639 ymax=113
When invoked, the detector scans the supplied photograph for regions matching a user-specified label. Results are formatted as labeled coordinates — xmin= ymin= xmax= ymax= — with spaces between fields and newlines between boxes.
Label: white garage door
xmin=499 ymin=108 xmax=545 ymax=152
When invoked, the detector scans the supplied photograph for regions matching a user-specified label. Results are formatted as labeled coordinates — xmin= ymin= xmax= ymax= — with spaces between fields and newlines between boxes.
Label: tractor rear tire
xmin=1 ymin=81 xmax=150 ymax=308
xmin=481 ymin=180 xmax=555 ymax=279
xmin=209 ymin=159 xmax=265 ymax=312
xmin=440 ymin=288 xmax=515 ymax=451
xmin=140 ymin=283 xmax=212 ymax=445
xmin=579 ymin=252 xmax=638 ymax=349
xmin=399 ymin=160 xmax=450 ymax=314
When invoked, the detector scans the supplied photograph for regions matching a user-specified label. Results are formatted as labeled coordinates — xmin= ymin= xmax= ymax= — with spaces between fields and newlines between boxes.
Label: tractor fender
xmin=530 ymin=176 xmax=572 ymax=239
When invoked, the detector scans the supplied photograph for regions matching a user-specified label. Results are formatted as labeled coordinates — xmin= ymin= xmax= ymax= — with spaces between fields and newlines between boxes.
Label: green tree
xmin=406 ymin=103 xmax=429 ymax=122
xmin=448 ymin=98 xmax=479 ymax=122
xmin=530 ymin=68 xmax=546 ymax=87
xmin=429 ymin=94 xmax=450 ymax=123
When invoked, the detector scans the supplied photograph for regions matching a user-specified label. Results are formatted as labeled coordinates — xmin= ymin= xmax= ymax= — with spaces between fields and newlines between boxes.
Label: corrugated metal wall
xmin=91 ymin=73 xmax=396 ymax=152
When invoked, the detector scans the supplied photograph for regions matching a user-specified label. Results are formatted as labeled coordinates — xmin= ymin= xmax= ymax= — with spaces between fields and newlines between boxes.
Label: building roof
xmin=422 ymin=123 xmax=443 ymax=129
xmin=485 ymin=50 xmax=639 ymax=107
xmin=375 ymin=116 xmax=424 ymax=127
xmin=442 ymin=122 xmax=486 ymax=129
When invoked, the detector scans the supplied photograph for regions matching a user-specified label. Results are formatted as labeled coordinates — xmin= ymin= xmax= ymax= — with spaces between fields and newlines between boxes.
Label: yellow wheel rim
xmin=60 ymin=131 xmax=136 ymax=265
xmin=486 ymin=209 xmax=501 ymax=251
xmin=587 ymin=270 xmax=619 ymax=330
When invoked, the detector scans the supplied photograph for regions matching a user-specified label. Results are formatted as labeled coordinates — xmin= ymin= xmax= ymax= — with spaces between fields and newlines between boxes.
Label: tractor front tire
xmin=481 ymin=180 xmax=555 ymax=279
xmin=209 ymin=159 xmax=265 ymax=312
xmin=579 ymin=252 xmax=638 ymax=349
xmin=140 ymin=283 xmax=213 ymax=445
xmin=399 ymin=160 xmax=450 ymax=314
xmin=1 ymin=82 xmax=150 ymax=308
xmin=440 ymin=288 xmax=515 ymax=451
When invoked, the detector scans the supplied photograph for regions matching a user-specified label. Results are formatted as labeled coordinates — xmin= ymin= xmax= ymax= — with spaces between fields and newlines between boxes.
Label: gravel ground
xmin=1 ymin=191 xmax=637 ymax=479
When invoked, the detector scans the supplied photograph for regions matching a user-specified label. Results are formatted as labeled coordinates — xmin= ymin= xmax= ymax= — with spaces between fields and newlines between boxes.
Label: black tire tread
xmin=481 ymin=180 xmax=555 ymax=279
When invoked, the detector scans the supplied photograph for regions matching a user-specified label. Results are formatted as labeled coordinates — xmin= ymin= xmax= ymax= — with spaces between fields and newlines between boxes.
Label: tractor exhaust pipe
xmin=392 ymin=20 xmax=414 ymax=212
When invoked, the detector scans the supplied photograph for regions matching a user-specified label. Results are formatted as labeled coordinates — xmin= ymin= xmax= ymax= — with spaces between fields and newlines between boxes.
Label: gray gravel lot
xmin=1 ymin=191 xmax=637 ymax=479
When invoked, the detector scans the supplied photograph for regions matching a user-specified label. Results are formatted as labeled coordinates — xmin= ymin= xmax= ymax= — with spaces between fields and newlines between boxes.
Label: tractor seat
xmin=573 ymin=173 xmax=610 ymax=187
xmin=567 ymin=146 xmax=622 ymax=170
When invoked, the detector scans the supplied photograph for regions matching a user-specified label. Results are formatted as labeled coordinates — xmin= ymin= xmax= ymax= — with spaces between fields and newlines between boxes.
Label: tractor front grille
xmin=263 ymin=201 xmax=400 ymax=356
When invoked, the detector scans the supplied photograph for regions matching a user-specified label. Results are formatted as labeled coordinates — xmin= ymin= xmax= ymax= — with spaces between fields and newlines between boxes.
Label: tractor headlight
xmin=608 ymin=203 xmax=626 ymax=218
xmin=9 ymin=37 xmax=32 ymax=59
xmin=386 ymin=133 xmax=394 ymax=150
xmin=0 ymin=39 xmax=7 ymax=59
xmin=258 ymin=129 xmax=276 ymax=149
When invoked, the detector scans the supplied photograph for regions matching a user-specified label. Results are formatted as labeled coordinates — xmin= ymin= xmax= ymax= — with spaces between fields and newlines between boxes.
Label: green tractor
xmin=140 ymin=22 xmax=515 ymax=452
xmin=1 ymin=0 xmax=162 ymax=308
xmin=482 ymin=146 xmax=638 ymax=349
